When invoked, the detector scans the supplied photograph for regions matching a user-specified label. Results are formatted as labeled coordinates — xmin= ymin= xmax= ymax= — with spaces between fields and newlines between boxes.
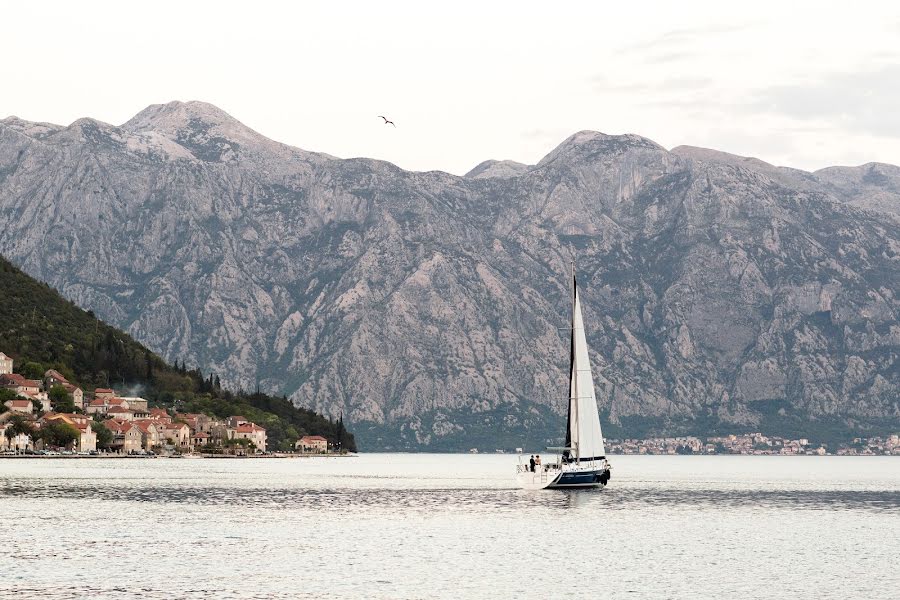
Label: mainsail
xmin=564 ymin=277 xmax=606 ymax=462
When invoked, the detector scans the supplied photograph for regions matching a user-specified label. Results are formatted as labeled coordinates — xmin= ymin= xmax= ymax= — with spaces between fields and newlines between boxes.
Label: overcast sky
xmin=3 ymin=1 xmax=899 ymax=174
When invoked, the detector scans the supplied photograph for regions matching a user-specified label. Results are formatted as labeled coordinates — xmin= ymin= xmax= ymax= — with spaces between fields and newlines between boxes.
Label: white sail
xmin=567 ymin=281 xmax=606 ymax=461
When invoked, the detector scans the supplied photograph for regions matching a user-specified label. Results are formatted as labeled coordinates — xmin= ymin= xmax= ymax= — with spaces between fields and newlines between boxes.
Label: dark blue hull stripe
xmin=547 ymin=469 xmax=608 ymax=488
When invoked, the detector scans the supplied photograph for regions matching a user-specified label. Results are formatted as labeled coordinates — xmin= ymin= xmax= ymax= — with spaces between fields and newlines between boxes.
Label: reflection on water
xmin=0 ymin=455 xmax=897 ymax=600
xmin=2 ymin=482 xmax=897 ymax=513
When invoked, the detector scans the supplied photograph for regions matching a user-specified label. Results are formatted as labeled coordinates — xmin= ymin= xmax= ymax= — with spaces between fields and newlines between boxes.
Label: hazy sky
xmin=3 ymin=1 xmax=899 ymax=174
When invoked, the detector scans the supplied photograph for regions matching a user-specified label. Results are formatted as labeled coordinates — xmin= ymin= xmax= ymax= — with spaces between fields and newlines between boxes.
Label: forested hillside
xmin=0 ymin=255 xmax=355 ymax=451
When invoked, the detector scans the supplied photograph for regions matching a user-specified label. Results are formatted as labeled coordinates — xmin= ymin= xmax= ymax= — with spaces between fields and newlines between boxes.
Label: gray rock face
xmin=1 ymin=102 xmax=898 ymax=449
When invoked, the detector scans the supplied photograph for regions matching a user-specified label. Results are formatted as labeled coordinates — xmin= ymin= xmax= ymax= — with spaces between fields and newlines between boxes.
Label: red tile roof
xmin=236 ymin=423 xmax=265 ymax=433
xmin=95 ymin=388 xmax=114 ymax=393
xmin=103 ymin=419 xmax=126 ymax=433
xmin=45 ymin=370 xmax=70 ymax=383
xmin=301 ymin=435 xmax=328 ymax=442
xmin=133 ymin=420 xmax=158 ymax=434
xmin=6 ymin=399 xmax=32 ymax=408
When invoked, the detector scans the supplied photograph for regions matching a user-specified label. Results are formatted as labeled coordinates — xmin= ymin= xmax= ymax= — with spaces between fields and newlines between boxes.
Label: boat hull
xmin=516 ymin=469 xmax=563 ymax=490
xmin=516 ymin=465 xmax=609 ymax=490
xmin=547 ymin=467 xmax=607 ymax=489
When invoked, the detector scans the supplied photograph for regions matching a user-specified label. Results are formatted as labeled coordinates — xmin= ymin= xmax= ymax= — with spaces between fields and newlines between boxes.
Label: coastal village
xmin=2 ymin=348 xmax=896 ymax=457
xmin=0 ymin=351 xmax=332 ymax=456
xmin=604 ymin=433 xmax=900 ymax=456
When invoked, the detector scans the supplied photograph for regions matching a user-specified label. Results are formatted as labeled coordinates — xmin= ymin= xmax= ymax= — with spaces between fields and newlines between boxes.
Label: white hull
xmin=516 ymin=463 xmax=610 ymax=490
xmin=516 ymin=468 xmax=563 ymax=490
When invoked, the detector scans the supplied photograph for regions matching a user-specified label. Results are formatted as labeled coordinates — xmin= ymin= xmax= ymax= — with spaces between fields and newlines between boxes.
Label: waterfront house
xmin=192 ymin=431 xmax=210 ymax=448
xmin=230 ymin=422 xmax=267 ymax=452
xmin=0 ymin=420 xmax=33 ymax=451
xmin=40 ymin=413 xmax=97 ymax=452
xmin=133 ymin=420 xmax=161 ymax=450
xmin=177 ymin=413 xmax=214 ymax=434
xmin=119 ymin=423 xmax=143 ymax=453
xmin=296 ymin=435 xmax=328 ymax=454
xmin=105 ymin=420 xmax=143 ymax=453
xmin=72 ymin=421 xmax=97 ymax=452
xmin=163 ymin=422 xmax=191 ymax=450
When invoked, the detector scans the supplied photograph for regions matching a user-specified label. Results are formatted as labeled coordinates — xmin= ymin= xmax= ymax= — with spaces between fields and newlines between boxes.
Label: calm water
xmin=0 ymin=454 xmax=897 ymax=599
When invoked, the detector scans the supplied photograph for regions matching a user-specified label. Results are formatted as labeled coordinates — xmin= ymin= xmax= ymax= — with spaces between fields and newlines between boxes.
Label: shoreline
xmin=0 ymin=453 xmax=356 ymax=459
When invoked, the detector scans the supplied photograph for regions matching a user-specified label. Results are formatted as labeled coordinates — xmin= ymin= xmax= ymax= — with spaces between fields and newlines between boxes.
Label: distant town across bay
xmin=602 ymin=433 xmax=898 ymax=456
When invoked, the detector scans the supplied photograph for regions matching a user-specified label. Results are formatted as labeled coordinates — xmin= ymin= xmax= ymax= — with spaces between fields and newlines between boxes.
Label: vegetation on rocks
xmin=0 ymin=255 xmax=355 ymax=451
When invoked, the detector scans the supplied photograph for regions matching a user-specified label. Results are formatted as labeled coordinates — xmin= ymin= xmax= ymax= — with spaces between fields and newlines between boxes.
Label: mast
xmin=572 ymin=260 xmax=579 ymax=461
xmin=564 ymin=259 xmax=578 ymax=462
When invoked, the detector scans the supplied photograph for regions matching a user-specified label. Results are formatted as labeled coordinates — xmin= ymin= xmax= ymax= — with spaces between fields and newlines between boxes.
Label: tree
xmin=335 ymin=411 xmax=346 ymax=453
xmin=6 ymin=414 xmax=35 ymax=439
xmin=0 ymin=387 xmax=15 ymax=407
xmin=91 ymin=420 xmax=113 ymax=449
xmin=144 ymin=350 xmax=154 ymax=382
xmin=40 ymin=420 xmax=79 ymax=448
xmin=48 ymin=385 xmax=74 ymax=412
xmin=19 ymin=361 xmax=44 ymax=379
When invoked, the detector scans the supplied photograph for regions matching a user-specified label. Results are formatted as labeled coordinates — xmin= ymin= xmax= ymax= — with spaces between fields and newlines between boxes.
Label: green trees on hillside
xmin=48 ymin=385 xmax=74 ymax=412
xmin=0 ymin=388 xmax=15 ymax=405
xmin=0 ymin=255 xmax=356 ymax=452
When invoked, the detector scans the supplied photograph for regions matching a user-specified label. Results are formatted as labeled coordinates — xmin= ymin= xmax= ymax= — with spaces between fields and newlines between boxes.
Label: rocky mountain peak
xmin=0 ymin=116 xmax=63 ymax=140
xmin=123 ymin=100 xmax=241 ymax=134
xmin=671 ymin=145 xmax=776 ymax=171
xmin=536 ymin=130 xmax=665 ymax=168
xmin=121 ymin=100 xmax=302 ymax=163
xmin=464 ymin=159 xmax=532 ymax=179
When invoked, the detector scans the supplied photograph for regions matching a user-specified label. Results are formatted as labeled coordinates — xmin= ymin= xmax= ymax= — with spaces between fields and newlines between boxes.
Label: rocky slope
xmin=1 ymin=102 xmax=897 ymax=449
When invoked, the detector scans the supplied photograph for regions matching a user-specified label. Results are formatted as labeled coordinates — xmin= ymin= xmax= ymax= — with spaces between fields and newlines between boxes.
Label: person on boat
xmin=535 ymin=454 xmax=542 ymax=470
xmin=529 ymin=455 xmax=535 ymax=472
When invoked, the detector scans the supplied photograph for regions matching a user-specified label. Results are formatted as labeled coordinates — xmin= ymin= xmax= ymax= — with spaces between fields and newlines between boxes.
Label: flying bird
xmin=378 ymin=115 xmax=396 ymax=127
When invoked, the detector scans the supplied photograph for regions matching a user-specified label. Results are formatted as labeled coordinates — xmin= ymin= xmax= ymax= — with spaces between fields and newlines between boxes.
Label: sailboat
xmin=516 ymin=269 xmax=612 ymax=490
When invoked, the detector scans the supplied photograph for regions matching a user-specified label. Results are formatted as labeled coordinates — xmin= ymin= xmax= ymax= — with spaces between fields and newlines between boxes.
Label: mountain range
xmin=1 ymin=101 xmax=897 ymax=450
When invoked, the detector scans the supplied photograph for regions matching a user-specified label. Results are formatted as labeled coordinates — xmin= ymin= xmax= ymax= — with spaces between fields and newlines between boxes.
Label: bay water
xmin=1 ymin=454 xmax=897 ymax=599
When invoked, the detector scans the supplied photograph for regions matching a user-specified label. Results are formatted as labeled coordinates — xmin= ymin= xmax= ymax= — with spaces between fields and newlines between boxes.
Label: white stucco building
xmin=0 ymin=352 xmax=12 ymax=375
